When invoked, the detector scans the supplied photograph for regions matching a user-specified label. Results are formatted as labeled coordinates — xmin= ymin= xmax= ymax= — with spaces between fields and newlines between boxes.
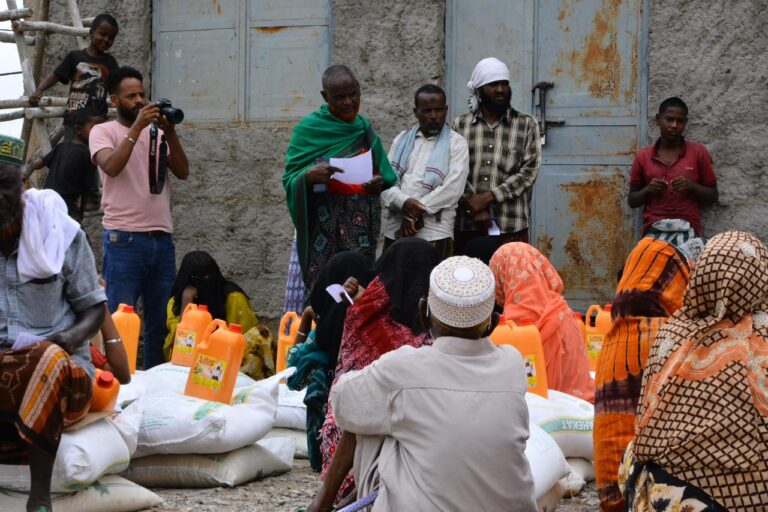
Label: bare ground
xmin=148 ymin=459 xmax=599 ymax=511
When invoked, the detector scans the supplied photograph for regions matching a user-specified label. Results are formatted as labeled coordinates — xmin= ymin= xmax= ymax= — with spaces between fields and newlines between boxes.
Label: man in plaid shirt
xmin=452 ymin=57 xmax=541 ymax=254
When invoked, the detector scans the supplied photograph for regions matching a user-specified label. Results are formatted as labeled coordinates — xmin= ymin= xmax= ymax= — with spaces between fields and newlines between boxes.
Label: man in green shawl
xmin=282 ymin=65 xmax=396 ymax=290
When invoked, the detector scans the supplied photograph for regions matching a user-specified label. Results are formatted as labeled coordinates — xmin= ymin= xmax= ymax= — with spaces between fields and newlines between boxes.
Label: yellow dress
xmin=163 ymin=292 xmax=274 ymax=379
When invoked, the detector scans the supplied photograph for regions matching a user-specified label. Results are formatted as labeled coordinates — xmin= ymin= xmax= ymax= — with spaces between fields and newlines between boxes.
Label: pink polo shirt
xmin=630 ymin=139 xmax=716 ymax=234
xmin=90 ymin=121 xmax=173 ymax=232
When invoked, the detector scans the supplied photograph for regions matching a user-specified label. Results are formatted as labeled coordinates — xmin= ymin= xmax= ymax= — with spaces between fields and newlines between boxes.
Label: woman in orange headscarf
xmin=489 ymin=242 xmax=594 ymax=402
xmin=594 ymin=237 xmax=691 ymax=512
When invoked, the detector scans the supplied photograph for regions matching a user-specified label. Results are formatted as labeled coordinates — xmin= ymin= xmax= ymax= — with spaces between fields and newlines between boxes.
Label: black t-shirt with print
xmin=54 ymin=50 xmax=118 ymax=119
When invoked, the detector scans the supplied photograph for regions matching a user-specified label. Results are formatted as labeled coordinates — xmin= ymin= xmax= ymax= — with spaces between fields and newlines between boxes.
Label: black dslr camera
xmin=156 ymin=98 xmax=184 ymax=124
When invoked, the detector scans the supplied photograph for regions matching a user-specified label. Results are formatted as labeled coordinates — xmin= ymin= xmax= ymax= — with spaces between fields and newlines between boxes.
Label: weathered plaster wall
xmin=648 ymin=0 xmax=768 ymax=240
xmin=36 ymin=0 xmax=767 ymax=331
xmin=333 ymin=0 xmax=446 ymax=146
xmin=39 ymin=0 xmax=445 ymax=330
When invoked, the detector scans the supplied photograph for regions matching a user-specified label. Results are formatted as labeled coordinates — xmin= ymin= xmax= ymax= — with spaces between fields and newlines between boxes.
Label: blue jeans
xmin=103 ymin=230 xmax=176 ymax=369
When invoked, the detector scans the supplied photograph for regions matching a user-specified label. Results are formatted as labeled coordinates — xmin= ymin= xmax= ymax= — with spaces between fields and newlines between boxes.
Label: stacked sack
xmin=0 ymin=402 xmax=163 ymax=511
xmin=117 ymin=363 xmax=296 ymax=488
xmin=524 ymin=389 xmax=596 ymax=510
xmin=263 ymin=383 xmax=309 ymax=459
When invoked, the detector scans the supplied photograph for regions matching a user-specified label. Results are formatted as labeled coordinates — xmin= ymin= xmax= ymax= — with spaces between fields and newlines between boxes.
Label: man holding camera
xmin=90 ymin=66 xmax=189 ymax=369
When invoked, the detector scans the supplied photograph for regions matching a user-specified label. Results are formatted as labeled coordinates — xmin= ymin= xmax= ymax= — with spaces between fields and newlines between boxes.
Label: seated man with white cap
xmin=331 ymin=256 xmax=536 ymax=511
xmin=453 ymin=57 xmax=541 ymax=255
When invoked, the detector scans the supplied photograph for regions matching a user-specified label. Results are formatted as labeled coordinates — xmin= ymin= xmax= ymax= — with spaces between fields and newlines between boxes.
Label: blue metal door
xmin=447 ymin=0 xmax=646 ymax=308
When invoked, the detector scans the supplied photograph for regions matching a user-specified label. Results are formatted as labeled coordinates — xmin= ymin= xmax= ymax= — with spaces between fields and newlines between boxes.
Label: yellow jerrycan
xmin=490 ymin=319 xmax=549 ymax=398
xmin=185 ymin=320 xmax=246 ymax=403
xmin=112 ymin=304 xmax=140 ymax=374
xmin=90 ymin=369 xmax=120 ymax=412
xmin=276 ymin=312 xmax=300 ymax=373
xmin=171 ymin=303 xmax=213 ymax=367
xmin=585 ymin=304 xmax=613 ymax=371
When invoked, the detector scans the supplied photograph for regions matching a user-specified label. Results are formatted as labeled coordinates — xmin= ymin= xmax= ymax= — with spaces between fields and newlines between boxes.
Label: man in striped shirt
xmin=452 ymin=57 xmax=541 ymax=254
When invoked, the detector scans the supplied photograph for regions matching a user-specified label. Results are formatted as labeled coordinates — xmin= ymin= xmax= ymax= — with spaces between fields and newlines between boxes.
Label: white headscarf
xmin=466 ymin=57 xmax=511 ymax=113
xmin=18 ymin=188 xmax=80 ymax=283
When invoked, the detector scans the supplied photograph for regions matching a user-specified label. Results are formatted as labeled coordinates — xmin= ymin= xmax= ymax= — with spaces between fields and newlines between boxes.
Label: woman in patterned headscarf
xmin=619 ymin=231 xmax=768 ymax=511
xmin=595 ymin=237 xmax=691 ymax=512
xmin=489 ymin=242 xmax=594 ymax=402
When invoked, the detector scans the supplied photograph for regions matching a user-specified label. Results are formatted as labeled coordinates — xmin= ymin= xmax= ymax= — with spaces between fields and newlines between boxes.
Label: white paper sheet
xmin=11 ymin=332 xmax=46 ymax=351
xmin=488 ymin=219 xmax=501 ymax=236
xmin=325 ymin=284 xmax=354 ymax=304
xmin=330 ymin=151 xmax=373 ymax=185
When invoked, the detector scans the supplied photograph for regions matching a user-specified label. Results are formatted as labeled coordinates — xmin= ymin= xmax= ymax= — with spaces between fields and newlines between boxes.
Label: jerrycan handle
xmin=586 ymin=305 xmax=601 ymax=328
xmin=118 ymin=303 xmax=135 ymax=313
xmin=182 ymin=302 xmax=197 ymax=317
xmin=199 ymin=319 xmax=227 ymax=348
xmin=279 ymin=312 xmax=300 ymax=338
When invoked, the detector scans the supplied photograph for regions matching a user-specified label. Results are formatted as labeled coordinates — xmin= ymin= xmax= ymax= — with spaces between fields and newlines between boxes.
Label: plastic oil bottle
xmin=91 ymin=369 xmax=120 ymax=412
xmin=490 ymin=319 xmax=548 ymax=398
xmin=112 ymin=304 xmax=140 ymax=374
xmin=171 ymin=303 xmax=213 ymax=367
xmin=185 ymin=320 xmax=246 ymax=403
xmin=276 ymin=312 xmax=300 ymax=373
xmin=585 ymin=304 xmax=613 ymax=371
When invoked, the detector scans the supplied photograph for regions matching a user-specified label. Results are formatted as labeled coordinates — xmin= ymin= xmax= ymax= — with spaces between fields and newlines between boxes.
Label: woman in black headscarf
xmin=287 ymin=251 xmax=375 ymax=472
xmin=309 ymin=251 xmax=375 ymax=366
xmin=311 ymin=238 xmax=439 ymax=508
xmin=163 ymin=251 xmax=272 ymax=378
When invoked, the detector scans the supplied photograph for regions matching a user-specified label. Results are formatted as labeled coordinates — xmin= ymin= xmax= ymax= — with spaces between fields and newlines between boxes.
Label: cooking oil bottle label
xmin=174 ymin=326 xmax=196 ymax=355
xmin=588 ymin=334 xmax=604 ymax=359
xmin=523 ymin=355 xmax=538 ymax=388
xmin=191 ymin=354 xmax=227 ymax=392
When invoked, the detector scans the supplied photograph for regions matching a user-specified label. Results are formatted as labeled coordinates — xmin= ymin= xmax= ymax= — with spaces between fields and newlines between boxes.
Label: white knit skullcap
xmin=428 ymin=256 xmax=496 ymax=329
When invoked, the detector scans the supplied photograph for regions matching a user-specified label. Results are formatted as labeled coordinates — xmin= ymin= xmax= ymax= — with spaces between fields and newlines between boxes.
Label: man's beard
xmin=118 ymin=105 xmax=140 ymax=123
xmin=478 ymin=89 xmax=511 ymax=115
xmin=0 ymin=205 xmax=23 ymax=242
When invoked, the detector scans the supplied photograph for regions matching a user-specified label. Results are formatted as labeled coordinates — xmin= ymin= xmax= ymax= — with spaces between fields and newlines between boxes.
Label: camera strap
xmin=148 ymin=123 xmax=167 ymax=194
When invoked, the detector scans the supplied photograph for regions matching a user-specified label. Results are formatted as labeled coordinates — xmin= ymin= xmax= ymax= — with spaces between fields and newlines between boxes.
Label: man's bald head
xmin=321 ymin=65 xmax=361 ymax=122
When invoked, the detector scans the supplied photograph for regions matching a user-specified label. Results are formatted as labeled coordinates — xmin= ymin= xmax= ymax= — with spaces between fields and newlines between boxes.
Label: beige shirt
xmin=332 ymin=336 xmax=536 ymax=512
xmin=381 ymin=129 xmax=469 ymax=241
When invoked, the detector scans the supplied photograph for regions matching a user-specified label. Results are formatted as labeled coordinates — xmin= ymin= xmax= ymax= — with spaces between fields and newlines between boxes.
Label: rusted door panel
xmin=153 ymin=1 xmax=241 ymax=121
xmin=154 ymin=29 xmax=241 ymax=121
xmin=446 ymin=0 xmax=644 ymax=309
xmin=155 ymin=0 xmax=239 ymax=31
xmin=248 ymin=0 xmax=330 ymax=26
xmin=445 ymin=0 xmax=534 ymax=121
xmin=532 ymin=0 xmax=642 ymax=308
xmin=533 ymin=165 xmax=631 ymax=305
xmin=153 ymin=0 xmax=330 ymax=123
xmin=247 ymin=25 xmax=330 ymax=120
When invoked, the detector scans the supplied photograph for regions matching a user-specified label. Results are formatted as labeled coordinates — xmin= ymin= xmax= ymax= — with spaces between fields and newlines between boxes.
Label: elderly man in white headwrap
xmin=452 ymin=57 xmax=541 ymax=256
xmin=330 ymin=256 xmax=536 ymax=511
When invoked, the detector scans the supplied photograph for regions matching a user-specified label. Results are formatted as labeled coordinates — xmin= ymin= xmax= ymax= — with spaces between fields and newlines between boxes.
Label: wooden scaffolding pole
xmin=6 ymin=0 xmax=51 ymax=161
xmin=1 ymin=0 xmax=96 ymax=185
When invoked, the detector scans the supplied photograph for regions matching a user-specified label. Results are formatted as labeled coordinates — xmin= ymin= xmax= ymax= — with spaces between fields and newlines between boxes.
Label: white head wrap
xmin=428 ymin=256 xmax=496 ymax=329
xmin=466 ymin=57 xmax=511 ymax=113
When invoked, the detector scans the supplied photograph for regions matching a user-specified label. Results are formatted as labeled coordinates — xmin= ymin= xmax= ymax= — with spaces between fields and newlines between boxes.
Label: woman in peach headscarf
xmin=489 ymin=242 xmax=593 ymax=402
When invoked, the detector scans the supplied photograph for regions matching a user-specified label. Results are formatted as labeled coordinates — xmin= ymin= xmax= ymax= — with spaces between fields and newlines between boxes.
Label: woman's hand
xmin=343 ymin=277 xmax=365 ymax=303
xmin=180 ymin=285 xmax=198 ymax=310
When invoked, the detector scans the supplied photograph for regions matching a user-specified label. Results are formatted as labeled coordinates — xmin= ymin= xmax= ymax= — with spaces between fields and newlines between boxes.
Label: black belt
xmin=137 ymin=230 xmax=169 ymax=238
